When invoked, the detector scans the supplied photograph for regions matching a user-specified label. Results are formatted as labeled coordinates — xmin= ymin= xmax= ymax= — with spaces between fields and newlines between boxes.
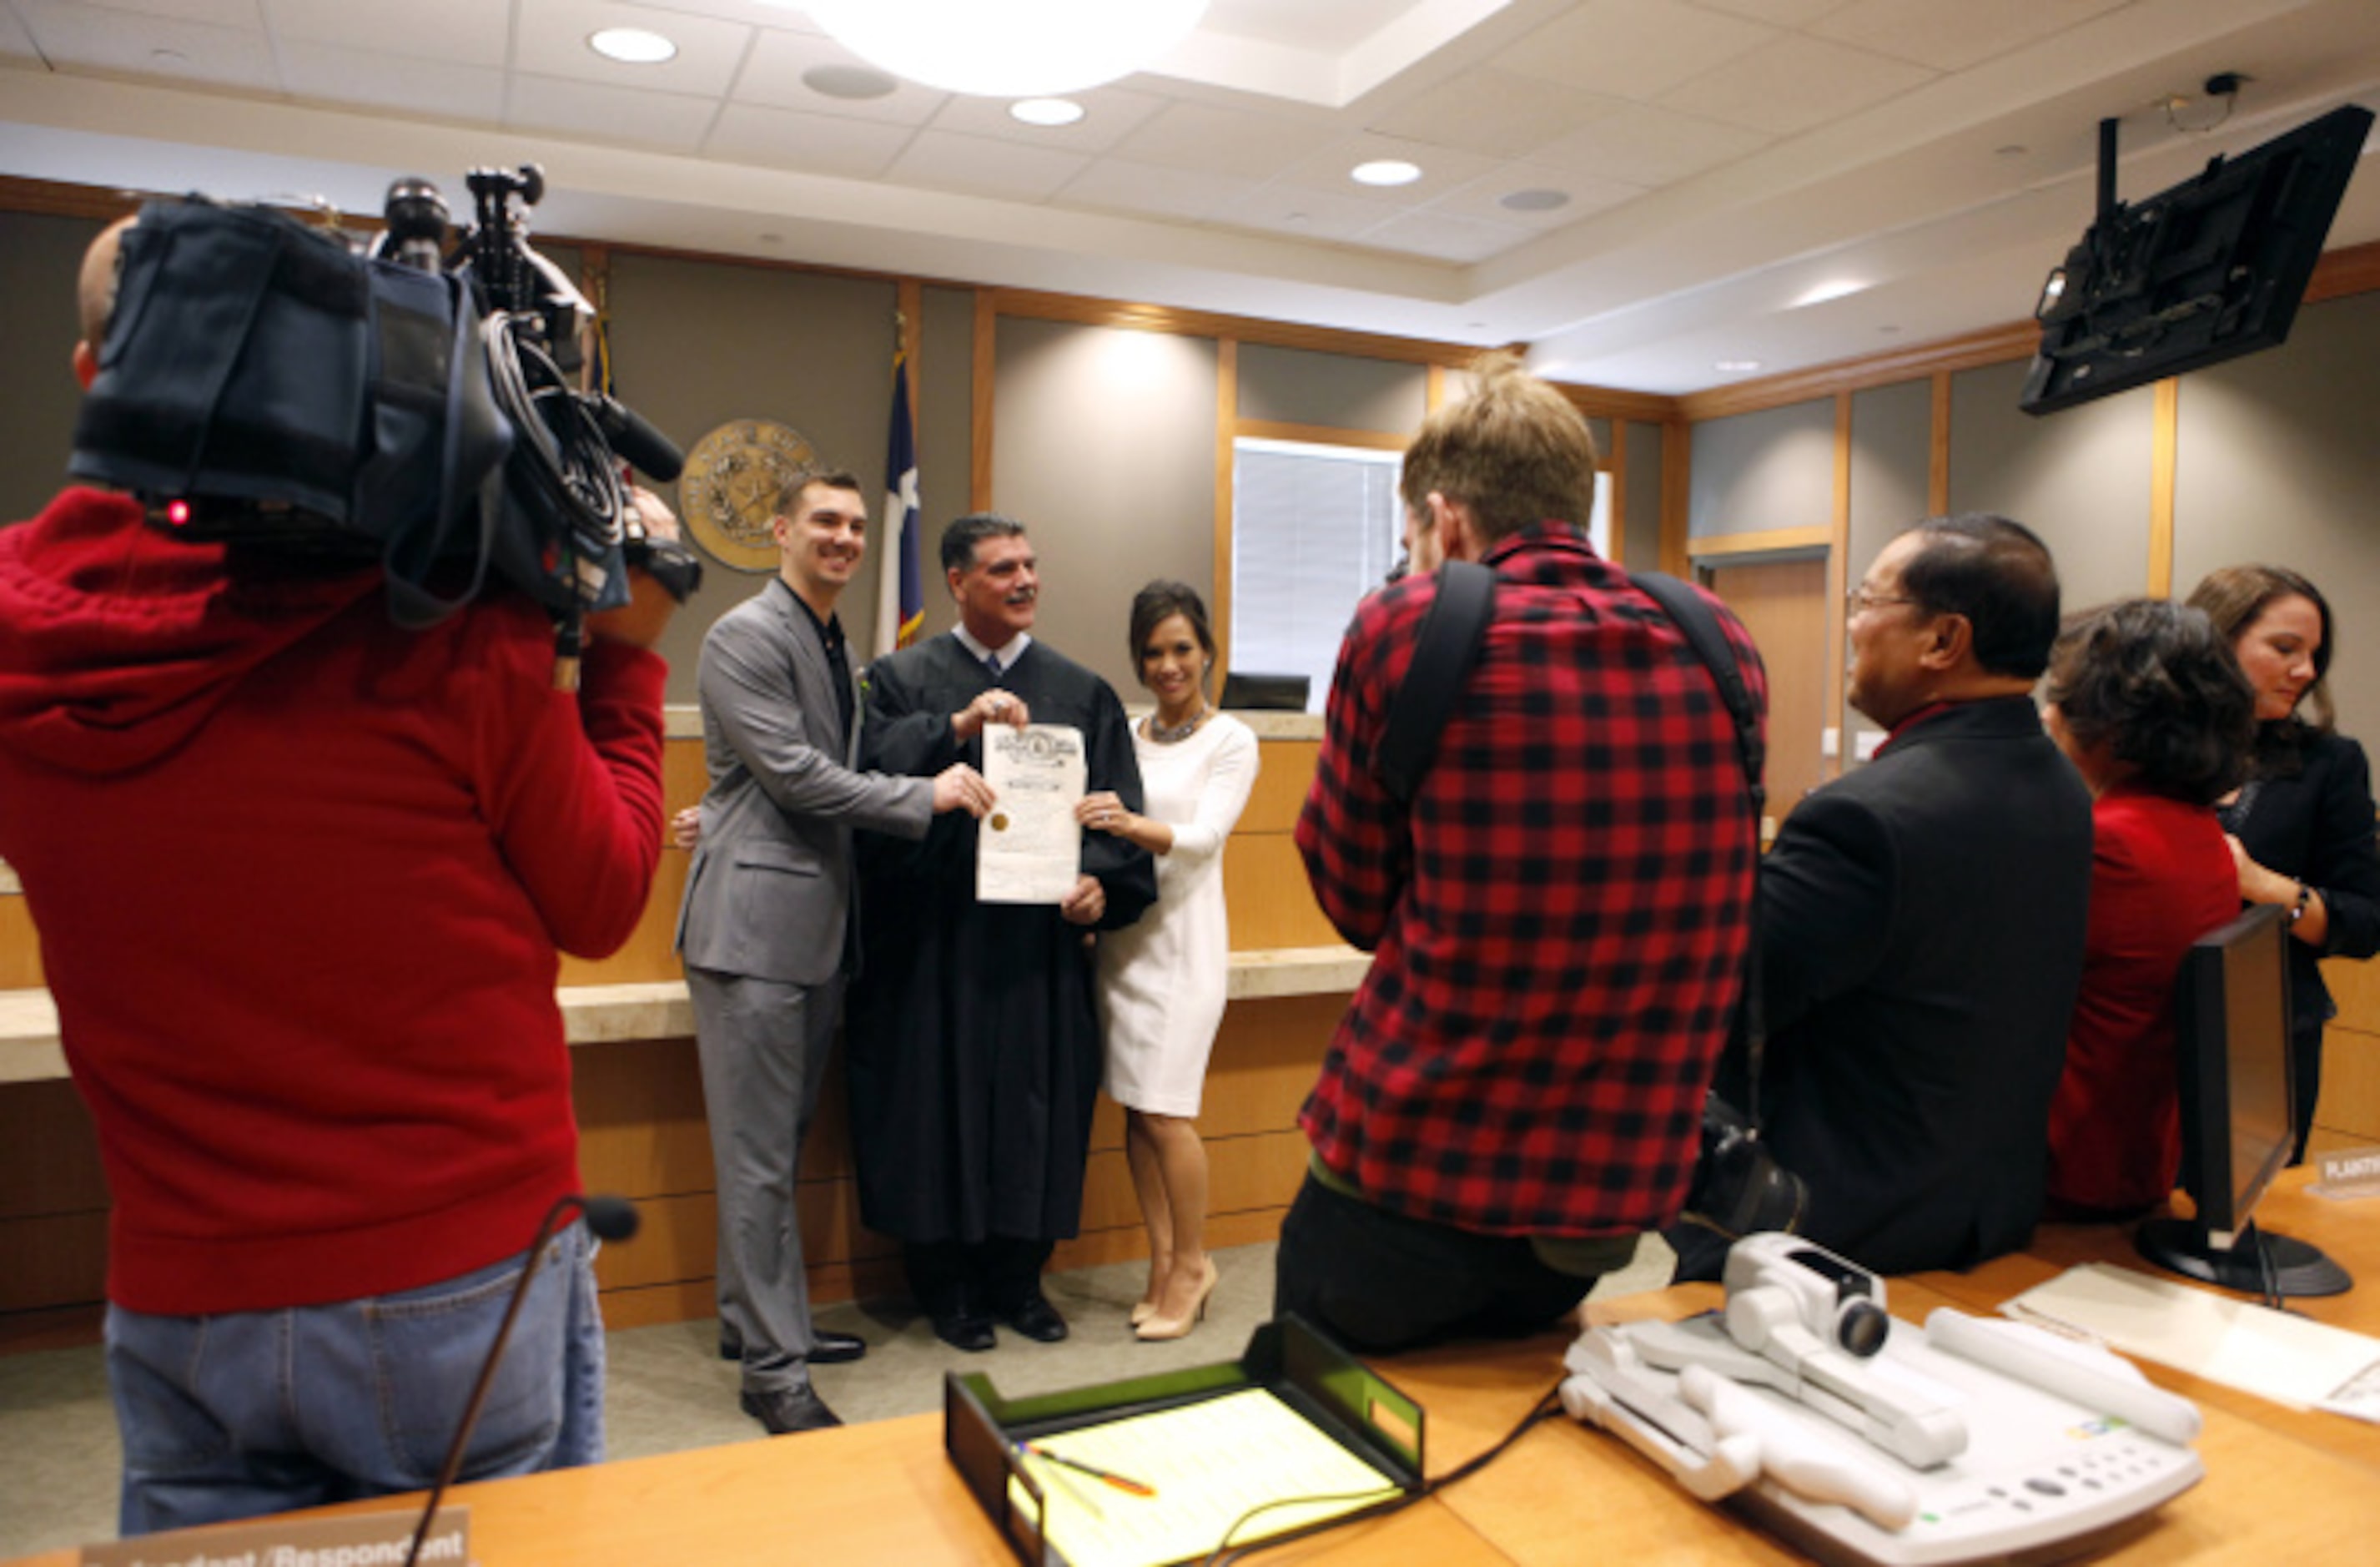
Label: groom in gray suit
xmin=677 ymin=469 xmax=993 ymax=1433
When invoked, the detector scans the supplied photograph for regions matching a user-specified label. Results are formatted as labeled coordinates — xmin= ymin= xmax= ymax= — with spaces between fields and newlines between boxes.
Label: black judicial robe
xmin=848 ymin=633 xmax=1157 ymax=1244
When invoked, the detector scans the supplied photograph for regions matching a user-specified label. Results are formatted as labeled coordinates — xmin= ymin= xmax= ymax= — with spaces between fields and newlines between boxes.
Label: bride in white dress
xmin=1075 ymin=582 xmax=1259 ymax=1342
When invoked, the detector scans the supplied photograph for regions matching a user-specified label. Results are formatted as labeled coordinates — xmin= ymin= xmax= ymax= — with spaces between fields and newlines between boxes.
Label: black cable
xmin=1197 ymin=1380 xmax=1567 ymax=1567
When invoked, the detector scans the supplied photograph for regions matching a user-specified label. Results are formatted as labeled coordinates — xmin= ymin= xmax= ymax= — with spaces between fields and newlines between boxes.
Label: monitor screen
xmin=2174 ymin=903 xmax=2293 ymax=1242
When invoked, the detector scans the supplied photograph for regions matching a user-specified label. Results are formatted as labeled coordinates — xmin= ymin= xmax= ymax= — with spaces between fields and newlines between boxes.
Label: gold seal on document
xmin=676 ymin=419 xmax=822 ymax=572
xmin=989 ymin=813 xmax=1010 ymax=833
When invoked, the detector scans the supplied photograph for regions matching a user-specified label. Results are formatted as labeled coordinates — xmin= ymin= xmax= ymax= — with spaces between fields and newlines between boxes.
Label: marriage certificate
xmin=979 ymin=723 xmax=1085 ymax=904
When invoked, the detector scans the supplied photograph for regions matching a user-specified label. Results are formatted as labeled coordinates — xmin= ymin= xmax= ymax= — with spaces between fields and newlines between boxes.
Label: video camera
xmin=68 ymin=164 xmax=700 ymax=662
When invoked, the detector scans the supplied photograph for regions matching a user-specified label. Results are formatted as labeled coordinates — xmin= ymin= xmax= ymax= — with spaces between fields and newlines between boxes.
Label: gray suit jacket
xmin=676 ymin=578 xmax=933 ymax=986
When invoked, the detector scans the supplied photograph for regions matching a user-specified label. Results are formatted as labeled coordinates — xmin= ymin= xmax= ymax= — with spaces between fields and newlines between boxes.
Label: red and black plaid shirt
xmin=1296 ymin=522 xmax=1765 ymax=1237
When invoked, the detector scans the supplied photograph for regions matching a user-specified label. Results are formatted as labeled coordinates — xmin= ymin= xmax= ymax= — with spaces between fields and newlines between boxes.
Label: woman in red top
xmin=2041 ymin=599 xmax=2257 ymax=1216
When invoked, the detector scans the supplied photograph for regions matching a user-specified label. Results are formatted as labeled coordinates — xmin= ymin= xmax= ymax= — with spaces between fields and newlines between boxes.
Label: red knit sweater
xmin=0 ymin=489 xmax=667 ymax=1313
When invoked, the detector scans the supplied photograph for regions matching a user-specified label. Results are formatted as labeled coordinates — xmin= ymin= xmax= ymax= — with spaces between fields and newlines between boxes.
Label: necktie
xmin=984 ymin=652 xmax=1003 ymax=683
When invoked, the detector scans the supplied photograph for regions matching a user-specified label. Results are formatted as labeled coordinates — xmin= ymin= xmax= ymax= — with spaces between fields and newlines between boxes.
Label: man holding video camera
xmin=0 ymin=215 xmax=681 ymax=1534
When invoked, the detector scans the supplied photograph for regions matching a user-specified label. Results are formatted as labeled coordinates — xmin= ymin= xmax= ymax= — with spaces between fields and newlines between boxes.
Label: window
xmin=1230 ymin=438 xmax=1402 ymax=713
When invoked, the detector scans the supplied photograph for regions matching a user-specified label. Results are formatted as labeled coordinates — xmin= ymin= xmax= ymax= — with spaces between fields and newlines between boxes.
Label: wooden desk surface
xmin=1911 ymin=1168 xmax=2380 ymax=1474
xmin=0 ymin=1408 xmax=1505 ymax=1567
xmin=15 ymin=1174 xmax=2378 ymax=1566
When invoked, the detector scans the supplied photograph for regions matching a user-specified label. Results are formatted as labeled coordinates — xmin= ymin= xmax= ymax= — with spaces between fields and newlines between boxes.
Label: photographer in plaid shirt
xmin=1276 ymin=353 xmax=1766 ymax=1353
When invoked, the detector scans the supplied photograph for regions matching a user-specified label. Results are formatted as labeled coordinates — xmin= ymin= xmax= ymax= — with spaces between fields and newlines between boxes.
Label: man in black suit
xmin=1700 ymin=514 xmax=2091 ymax=1277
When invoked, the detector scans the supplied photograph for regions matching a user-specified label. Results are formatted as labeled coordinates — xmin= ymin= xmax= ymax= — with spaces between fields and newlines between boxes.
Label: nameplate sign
xmin=2312 ymin=1144 xmax=2380 ymax=1200
xmin=80 ymin=1506 xmax=468 ymax=1567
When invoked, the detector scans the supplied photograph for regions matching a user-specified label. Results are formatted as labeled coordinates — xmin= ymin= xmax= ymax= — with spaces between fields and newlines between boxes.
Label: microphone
xmin=403 ymin=1192 xmax=640 ymax=1567
xmin=593 ymin=396 xmax=685 ymax=482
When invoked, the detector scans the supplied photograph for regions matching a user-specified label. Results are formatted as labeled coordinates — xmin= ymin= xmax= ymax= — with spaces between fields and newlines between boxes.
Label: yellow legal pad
xmin=1009 ymin=1386 xmax=1403 ymax=1567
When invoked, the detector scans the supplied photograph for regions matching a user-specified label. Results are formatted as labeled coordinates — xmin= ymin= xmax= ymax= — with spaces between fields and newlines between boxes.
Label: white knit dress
xmin=1095 ymin=713 xmax=1260 ymax=1116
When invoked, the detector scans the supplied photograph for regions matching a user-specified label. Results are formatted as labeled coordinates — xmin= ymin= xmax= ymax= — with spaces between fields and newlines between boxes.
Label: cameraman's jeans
xmin=106 ymin=1219 xmax=605 ymax=1536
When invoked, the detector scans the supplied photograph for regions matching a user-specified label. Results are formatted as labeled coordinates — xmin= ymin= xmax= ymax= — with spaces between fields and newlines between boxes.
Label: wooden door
xmin=1699 ymin=552 xmax=1828 ymax=839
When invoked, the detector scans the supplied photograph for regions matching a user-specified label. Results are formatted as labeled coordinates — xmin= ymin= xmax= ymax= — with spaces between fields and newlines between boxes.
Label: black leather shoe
xmin=718 ymin=1334 xmax=741 ymax=1361
xmin=810 ymin=1329 xmax=867 ymax=1364
xmin=739 ymin=1386 xmax=843 ymax=1435
xmin=998 ymin=1292 xmax=1069 ymax=1343
xmin=931 ymin=1310 xmax=998 ymax=1353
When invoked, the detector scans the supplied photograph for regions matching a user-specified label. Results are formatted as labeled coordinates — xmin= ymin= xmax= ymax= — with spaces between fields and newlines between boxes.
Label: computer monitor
xmin=2135 ymin=903 xmax=2352 ymax=1297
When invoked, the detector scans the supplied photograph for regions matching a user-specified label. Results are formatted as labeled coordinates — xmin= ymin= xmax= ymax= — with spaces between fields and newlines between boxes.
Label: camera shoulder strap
xmin=1627 ymin=572 xmax=1769 ymax=1126
xmin=1374 ymin=558 xmax=1496 ymax=805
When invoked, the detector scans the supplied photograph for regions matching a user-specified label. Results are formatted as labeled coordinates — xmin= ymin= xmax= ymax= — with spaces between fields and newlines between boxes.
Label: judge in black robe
xmin=849 ymin=516 xmax=1155 ymax=1347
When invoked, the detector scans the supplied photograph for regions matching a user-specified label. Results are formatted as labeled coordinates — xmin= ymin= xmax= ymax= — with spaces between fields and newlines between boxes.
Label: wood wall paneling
xmin=1214 ymin=338 xmax=1239 ymax=683
xmin=1222 ymin=836 xmax=1340 ymax=952
xmin=1236 ymin=739 xmax=1318 ymax=834
xmin=1660 ymin=421 xmax=1692 ymax=578
xmin=0 ymin=897 xmax=42 ymax=991
xmin=556 ymin=738 xmax=707 ymax=988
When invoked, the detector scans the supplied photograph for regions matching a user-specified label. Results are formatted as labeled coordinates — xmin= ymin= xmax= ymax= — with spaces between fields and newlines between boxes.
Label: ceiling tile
xmin=513 ymin=0 xmax=753 ymax=98
xmin=506 ymin=71 xmax=722 ymax=153
xmin=58 ymin=0 xmax=261 ymax=24
xmin=1201 ymin=0 xmax=1421 ymax=53
xmin=1360 ymin=209 xmax=1534 ymax=263
xmin=1363 ymin=68 xmax=1624 ymax=159
xmin=1425 ymin=164 xmax=1646 ymax=230
xmin=276 ymin=40 xmax=506 ymax=123
xmin=1684 ymin=0 xmax=1854 ymax=24
xmin=704 ymin=101 xmax=913 ymax=179
xmin=1527 ymin=101 xmax=1769 ymax=186
xmin=1054 ymin=158 xmax=1254 ymax=224
xmin=928 ymin=84 xmax=1170 ymax=154
xmin=1113 ymin=101 xmax=1326 ymax=181
xmin=0 ymin=8 xmax=38 ymax=57
xmin=1492 ymin=0 xmax=1775 ymax=102
xmin=1270 ymin=131 xmax=1497 ymax=206
xmin=262 ymin=0 xmax=506 ymax=69
xmin=1216 ymin=182 xmax=1403 ymax=244
xmin=1658 ymin=33 xmax=1934 ymax=136
xmin=885 ymin=129 xmax=1089 ymax=203
xmin=637 ymin=0 xmax=822 ymax=28
xmin=17 ymin=1 xmax=279 ymax=90
xmin=729 ymin=27 xmax=948 ymax=123
xmin=1812 ymin=0 xmax=2130 ymax=73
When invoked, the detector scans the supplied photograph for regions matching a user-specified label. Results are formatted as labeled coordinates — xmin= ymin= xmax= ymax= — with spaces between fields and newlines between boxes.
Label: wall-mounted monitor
xmin=2020 ymin=103 xmax=2374 ymax=416
xmin=2135 ymin=903 xmax=2351 ymax=1297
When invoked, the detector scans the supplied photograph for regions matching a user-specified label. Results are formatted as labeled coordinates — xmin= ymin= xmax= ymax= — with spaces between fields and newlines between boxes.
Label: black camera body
xmin=69 ymin=164 xmax=697 ymax=635
xmin=1683 ymin=1094 xmax=1809 ymax=1240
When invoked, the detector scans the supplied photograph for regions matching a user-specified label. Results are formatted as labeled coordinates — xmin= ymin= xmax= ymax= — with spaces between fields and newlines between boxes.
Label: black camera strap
xmin=1375 ymin=557 xmax=1771 ymax=1126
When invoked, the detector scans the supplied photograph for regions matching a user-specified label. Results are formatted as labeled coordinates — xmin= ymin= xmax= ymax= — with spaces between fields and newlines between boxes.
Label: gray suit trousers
xmin=687 ymin=963 xmax=841 ymax=1395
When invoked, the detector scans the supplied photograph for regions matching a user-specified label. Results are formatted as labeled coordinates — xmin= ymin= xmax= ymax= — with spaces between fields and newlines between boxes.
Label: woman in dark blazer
xmin=2186 ymin=566 xmax=2380 ymax=1163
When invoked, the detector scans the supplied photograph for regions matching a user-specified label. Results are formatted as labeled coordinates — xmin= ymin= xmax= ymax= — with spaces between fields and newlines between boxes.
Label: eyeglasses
xmin=1845 ymin=585 xmax=1917 ymax=618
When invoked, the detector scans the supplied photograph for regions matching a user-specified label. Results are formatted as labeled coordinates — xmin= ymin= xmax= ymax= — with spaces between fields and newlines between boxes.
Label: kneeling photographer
xmin=0 ymin=174 xmax=689 ymax=1535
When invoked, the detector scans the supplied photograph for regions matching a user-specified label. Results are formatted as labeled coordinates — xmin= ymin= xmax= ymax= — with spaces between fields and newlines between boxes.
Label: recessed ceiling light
xmin=590 ymin=28 xmax=677 ymax=65
xmin=1715 ymin=359 xmax=1763 ymax=374
xmin=758 ymin=232 xmax=784 ymax=244
xmin=1879 ymin=324 xmax=1902 ymax=336
xmin=1995 ymin=144 xmax=2029 ymax=159
xmin=803 ymin=63 xmax=899 ymax=99
xmin=1352 ymin=159 xmax=1423 ymax=188
xmin=149 ymin=48 xmax=189 ymax=66
xmin=1010 ymin=98 xmax=1087 ymax=127
xmin=1499 ymin=188 xmax=1570 ymax=213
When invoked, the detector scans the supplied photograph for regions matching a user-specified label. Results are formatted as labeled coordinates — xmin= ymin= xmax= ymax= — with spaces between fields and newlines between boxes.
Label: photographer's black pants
xmin=1271 ymin=1174 xmax=1596 ymax=1355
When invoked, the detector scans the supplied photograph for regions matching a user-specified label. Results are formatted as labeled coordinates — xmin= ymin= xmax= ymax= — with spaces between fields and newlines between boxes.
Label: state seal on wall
xmin=675 ymin=418 xmax=822 ymax=572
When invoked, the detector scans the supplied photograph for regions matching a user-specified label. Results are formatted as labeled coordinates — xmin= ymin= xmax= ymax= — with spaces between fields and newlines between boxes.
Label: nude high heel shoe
xmin=1135 ymin=1257 xmax=1217 ymax=1342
